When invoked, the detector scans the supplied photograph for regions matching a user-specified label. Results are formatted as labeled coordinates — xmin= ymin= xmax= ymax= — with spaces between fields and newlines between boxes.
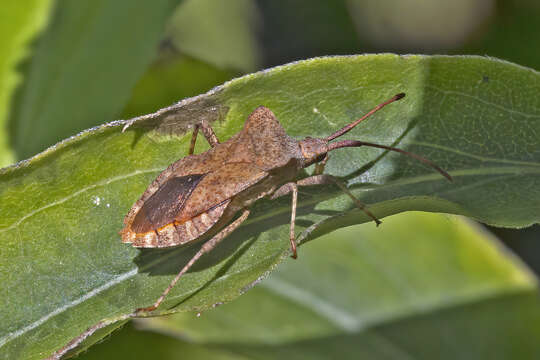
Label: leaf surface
xmin=0 ymin=55 xmax=539 ymax=359
xmin=165 ymin=0 xmax=260 ymax=72
xmin=139 ymin=212 xmax=540 ymax=359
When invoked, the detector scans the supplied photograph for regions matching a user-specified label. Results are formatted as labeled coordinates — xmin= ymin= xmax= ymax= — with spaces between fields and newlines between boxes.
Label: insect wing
xmin=177 ymin=162 xmax=268 ymax=222
xmin=121 ymin=174 xmax=206 ymax=246
xmin=122 ymin=163 xmax=266 ymax=248
xmin=130 ymin=174 xmax=206 ymax=233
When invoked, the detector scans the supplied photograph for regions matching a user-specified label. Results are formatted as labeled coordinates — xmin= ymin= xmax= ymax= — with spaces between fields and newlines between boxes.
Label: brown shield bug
xmin=47 ymin=93 xmax=453 ymax=360
xmin=120 ymin=92 xmax=452 ymax=314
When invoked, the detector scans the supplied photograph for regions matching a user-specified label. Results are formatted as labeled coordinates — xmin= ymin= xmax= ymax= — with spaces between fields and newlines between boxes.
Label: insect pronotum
xmin=48 ymin=93 xmax=452 ymax=360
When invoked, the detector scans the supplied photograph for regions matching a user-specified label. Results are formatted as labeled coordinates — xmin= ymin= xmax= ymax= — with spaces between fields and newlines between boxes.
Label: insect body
xmin=121 ymin=93 xmax=451 ymax=313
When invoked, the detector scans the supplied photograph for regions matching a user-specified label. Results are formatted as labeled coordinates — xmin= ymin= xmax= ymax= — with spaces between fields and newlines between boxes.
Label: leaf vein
xmin=426 ymin=86 xmax=540 ymax=118
xmin=0 ymin=168 xmax=163 ymax=233
xmin=409 ymin=141 xmax=540 ymax=166
xmin=0 ymin=268 xmax=138 ymax=348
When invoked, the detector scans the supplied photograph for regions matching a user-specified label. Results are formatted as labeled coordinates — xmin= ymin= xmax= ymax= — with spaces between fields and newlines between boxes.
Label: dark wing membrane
xmin=177 ymin=162 xmax=268 ymax=221
xmin=131 ymin=174 xmax=206 ymax=233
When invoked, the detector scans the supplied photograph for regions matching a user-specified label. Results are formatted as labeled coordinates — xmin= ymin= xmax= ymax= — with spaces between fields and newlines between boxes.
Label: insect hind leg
xmin=136 ymin=208 xmax=250 ymax=314
xmin=271 ymin=182 xmax=299 ymax=259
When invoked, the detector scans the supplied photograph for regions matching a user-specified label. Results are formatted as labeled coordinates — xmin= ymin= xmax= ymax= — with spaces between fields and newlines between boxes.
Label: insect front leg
xmin=136 ymin=208 xmax=251 ymax=314
xmin=188 ymin=124 xmax=200 ymax=155
xmin=313 ymin=154 xmax=329 ymax=175
xmin=271 ymin=182 xmax=299 ymax=259
xmin=188 ymin=119 xmax=220 ymax=155
xmin=297 ymin=175 xmax=381 ymax=226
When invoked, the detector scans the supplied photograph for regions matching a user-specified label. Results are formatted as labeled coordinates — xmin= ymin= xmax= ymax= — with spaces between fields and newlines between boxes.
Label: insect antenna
xmin=328 ymin=140 xmax=453 ymax=181
xmin=325 ymin=93 xmax=405 ymax=141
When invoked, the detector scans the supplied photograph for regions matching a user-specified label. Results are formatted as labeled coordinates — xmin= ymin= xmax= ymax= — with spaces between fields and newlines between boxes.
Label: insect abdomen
xmin=123 ymin=199 xmax=230 ymax=248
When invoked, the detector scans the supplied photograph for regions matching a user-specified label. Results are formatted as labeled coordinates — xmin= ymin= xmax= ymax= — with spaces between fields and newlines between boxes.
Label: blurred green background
xmin=1 ymin=0 xmax=539 ymax=359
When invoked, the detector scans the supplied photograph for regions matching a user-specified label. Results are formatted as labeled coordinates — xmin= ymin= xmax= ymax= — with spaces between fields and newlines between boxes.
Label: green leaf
xmin=9 ymin=0 xmax=181 ymax=160
xmin=0 ymin=0 xmax=54 ymax=167
xmin=165 ymin=0 xmax=260 ymax=72
xmin=0 ymin=55 xmax=539 ymax=359
xmin=460 ymin=0 xmax=540 ymax=71
xmin=75 ymin=323 xmax=246 ymax=360
xmin=121 ymin=56 xmax=234 ymax=119
xmin=138 ymin=212 xmax=540 ymax=359
xmin=256 ymin=1 xmax=361 ymax=64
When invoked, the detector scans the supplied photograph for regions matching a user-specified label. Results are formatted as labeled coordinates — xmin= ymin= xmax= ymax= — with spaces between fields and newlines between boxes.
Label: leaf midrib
xmin=426 ymin=85 xmax=540 ymax=119
xmin=410 ymin=141 xmax=540 ymax=167
xmin=3 ymin=163 xmax=537 ymax=233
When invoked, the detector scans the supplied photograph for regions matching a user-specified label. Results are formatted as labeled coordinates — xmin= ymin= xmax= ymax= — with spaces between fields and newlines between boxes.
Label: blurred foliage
xmin=8 ymin=0 xmax=182 ymax=160
xmin=121 ymin=55 xmax=234 ymax=119
xmin=461 ymin=0 xmax=540 ymax=70
xmin=164 ymin=0 xmax=260 ymax=72
xmin=256 ymin=1 xmax=359 ymax=66
xmin=80 ymin=212 xmax=540 ymax=360
xmin=0 ymin=0 xmax=53 ymax=167
xmin=74 ymin=323 xmax=242 ymax=360
xmin=347 ymin=0 xmax=494 ymax=51
xmin=1 ymin=0 xmax=539 ymax=359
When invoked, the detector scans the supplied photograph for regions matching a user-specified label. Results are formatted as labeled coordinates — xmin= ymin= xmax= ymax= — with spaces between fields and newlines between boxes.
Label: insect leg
xmin=49 ymin=210 xmax=250 ymax=359
xmin=289 ymin=183 xmax=298 ymax=259
xmin=297 ymin=175 xmax=381 ymax=226
xmin=200 ymin=119 xmax=220 ymax=147
xmin=314 ymin=154 xmax=329 ymax=175
xmin=188 ymin=120 xmax=219 ymax=155
xmin=136 ymin=208 xmax=251 ymax=314
xmin=270 ymin=182 xmax=299 ymax=259
xmin=188 ymin=124 xmax=200 ymax=155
